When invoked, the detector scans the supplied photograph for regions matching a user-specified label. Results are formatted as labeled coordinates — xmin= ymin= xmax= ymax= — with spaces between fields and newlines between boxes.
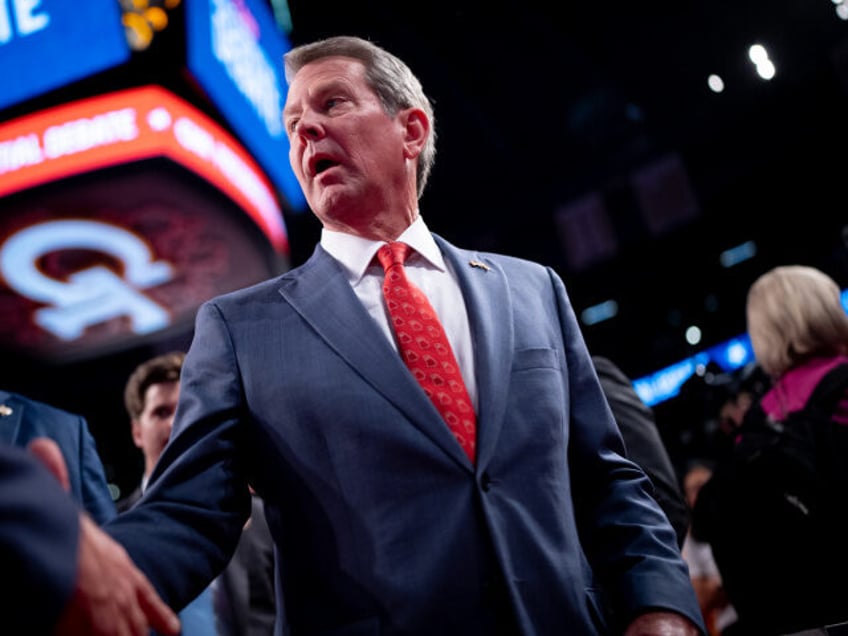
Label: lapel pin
xmin=0 ymin=404 xmax=12 ymax=416
xmin=469 ymin=260 xmax=490 ymax=272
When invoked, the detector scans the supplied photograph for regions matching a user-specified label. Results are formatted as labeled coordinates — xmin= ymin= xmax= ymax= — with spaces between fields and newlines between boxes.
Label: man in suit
xmin=117 ymin=351 xmax=185 ymax=513
xmin=0 ymin=389 xmax=116 ymax=524
xmin=592 ymin=355 xmax=690 ymax=547
xmin=1 ymin=439 xmax=179 ymax=635
xmin=106 ymin=35 xmax=704 ymax=635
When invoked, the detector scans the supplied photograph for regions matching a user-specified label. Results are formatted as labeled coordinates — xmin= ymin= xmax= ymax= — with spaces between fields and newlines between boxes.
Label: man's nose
xmin=293 ymin=112 xmax=324 ymax=140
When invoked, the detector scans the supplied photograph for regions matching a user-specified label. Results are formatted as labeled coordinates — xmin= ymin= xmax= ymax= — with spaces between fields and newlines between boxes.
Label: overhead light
xmin=707 ymin=74 xmax=725 ymax=93
xmin=685 ymin=325 xmax=702 ymax=346
xmin=748 ymin=44 xmax=776 ymax=80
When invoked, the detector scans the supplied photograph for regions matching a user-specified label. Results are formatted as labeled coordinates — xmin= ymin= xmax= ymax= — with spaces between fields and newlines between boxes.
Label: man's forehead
xmin=284 ymin=58 xmax=367 ymax=109
xmin=288 ymin=55 xmax=365 ymax=86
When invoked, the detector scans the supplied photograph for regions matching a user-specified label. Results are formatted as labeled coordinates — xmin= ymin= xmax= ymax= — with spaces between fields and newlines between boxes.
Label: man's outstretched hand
xmin=54 ymin=514 xmax=181 ymax=636
xmin=27 ymin=437 xmax=71 ymax=492
xmin=625 ymin=611 xmax=702 ymax=636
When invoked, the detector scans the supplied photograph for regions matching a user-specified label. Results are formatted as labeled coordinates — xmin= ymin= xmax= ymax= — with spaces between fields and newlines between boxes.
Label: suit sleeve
xmin=0 ymin=442 xmax=80 ymax=634
xmin=105 ymin=301 xmax=252 ymax=611
xmin=547 ymin=269 xmax=704 ymax=632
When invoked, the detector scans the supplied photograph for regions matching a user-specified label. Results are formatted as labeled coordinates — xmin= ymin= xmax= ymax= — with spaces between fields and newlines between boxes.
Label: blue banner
xmin=0 ymin=0 xmax=130 ymax=111
xmin=185 ymin=0 xmax=306 ymax=212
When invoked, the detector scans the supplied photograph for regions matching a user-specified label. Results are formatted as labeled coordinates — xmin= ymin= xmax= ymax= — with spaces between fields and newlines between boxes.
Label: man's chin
xmin=311 ymin=188 xmax=356 ymax=222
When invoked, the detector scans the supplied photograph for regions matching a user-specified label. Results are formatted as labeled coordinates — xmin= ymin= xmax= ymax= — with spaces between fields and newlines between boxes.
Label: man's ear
xmin=401 ymin=107 xmax=429 ymax=160
xmin=130 ymin=419 xmax=144 ymax=449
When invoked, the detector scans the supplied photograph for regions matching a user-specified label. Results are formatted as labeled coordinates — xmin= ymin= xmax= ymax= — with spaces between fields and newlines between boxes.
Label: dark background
xmin=281 ymin=0 xmax=848 ymax=380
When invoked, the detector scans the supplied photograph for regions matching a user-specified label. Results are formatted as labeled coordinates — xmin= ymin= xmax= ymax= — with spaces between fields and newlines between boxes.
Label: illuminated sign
xmin=625 ymin=292 xmax=848 ymax=407
xmin=633 ymin=336 xmax=756 ymax=407
xmin=185 ymin=0 xmax=306 ymax=212
xmin=2 ymin=219 xmax=174 ymax=340
xmin=0 ymin=85 xmax=288 ymax=253
xmin=0 ymin=166 xmax=281 ymax=360
xmin=0 ymin=0 xmax=130 ymax=111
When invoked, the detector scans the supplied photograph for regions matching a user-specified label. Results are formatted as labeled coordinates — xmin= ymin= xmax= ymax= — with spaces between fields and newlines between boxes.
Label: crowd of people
xmin=2 ymin=34 xmax=848 ymax=636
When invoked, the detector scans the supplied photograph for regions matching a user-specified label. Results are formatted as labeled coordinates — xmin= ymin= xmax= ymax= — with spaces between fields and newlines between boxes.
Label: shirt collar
xmin=320 ymin=215 xmax=446 ymax=285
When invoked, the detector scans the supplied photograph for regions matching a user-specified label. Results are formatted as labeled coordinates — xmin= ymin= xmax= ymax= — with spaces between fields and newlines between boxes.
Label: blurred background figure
xmin=710 ymin=363 xmax=771 ymax=461
xmin=0 ymin=389 xmax=116 ymax=524
xmin=680 ymin=459 xmax=737 ymax=636
xmin=694 ymin=264 xmax=848 ymax=635
xmin=593 ymin=355 xmax=689 ymax=547
xmin=118 ymin=351 xmax=185 ymax=511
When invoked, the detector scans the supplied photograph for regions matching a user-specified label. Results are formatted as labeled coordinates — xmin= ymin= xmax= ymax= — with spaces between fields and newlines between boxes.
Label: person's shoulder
xmin=434 ymin=234 xmax=552 ymax=274
xmin=591 ymin=355 xmax=624 ymax=381
xmin=200 ymin=270 xmax=296 ymax=310
xmin=0 ymin=391 xmax=80 ymax=421
xmin=762 ymin=356 xmax=848 ymax=418
xmin=203 ymin=247 xmax=337 ymax=311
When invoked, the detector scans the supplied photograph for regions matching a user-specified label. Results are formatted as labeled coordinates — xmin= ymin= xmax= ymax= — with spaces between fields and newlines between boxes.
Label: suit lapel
xmin=435 ymin=236 xmax=513 ymax=470
xmin=277 ymin=246 xmax=472 ymax=468
xmin=0 ymin=391 xmax=24 ymax=445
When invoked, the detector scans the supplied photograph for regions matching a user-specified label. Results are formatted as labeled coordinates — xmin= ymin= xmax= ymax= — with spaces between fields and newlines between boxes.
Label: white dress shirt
xmin=320 ymin=216 xmax=478 ymax=409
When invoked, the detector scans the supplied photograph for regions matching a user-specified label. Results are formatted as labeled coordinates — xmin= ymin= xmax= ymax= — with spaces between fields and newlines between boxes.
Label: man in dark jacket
xmin=593 ymin=356 xmax=689 ymax=546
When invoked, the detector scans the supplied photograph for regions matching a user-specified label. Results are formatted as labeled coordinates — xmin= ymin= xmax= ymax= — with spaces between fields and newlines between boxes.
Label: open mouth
xmin=314 ymin=158 xmax=336 ymax=175
xmin=310 ymin=154 xmax=340 ymax=177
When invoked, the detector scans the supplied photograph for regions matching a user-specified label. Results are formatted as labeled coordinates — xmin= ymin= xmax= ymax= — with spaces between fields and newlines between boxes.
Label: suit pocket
xmin=512 ymin=347 xmax=559 ymax=371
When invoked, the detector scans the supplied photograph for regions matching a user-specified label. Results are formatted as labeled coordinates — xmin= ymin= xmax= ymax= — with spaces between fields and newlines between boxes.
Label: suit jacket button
xmin=481 ymin=473 xmax=493 ymax=492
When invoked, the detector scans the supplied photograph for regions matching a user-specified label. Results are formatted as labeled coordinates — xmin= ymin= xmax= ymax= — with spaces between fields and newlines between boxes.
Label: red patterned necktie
xmin=377 ymin=242 xmax=477 ymax=463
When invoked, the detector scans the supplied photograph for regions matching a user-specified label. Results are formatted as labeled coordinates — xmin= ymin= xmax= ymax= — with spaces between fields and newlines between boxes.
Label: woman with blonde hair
xmin=747 ymin=264 xmax=848 ymax=424
xmin=695 ymin=264 xmax=848 ymax=635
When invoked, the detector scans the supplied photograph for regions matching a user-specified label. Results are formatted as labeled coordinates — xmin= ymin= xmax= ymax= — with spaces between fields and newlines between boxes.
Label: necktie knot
xmin=377 ymin=242 xmax=411 ymax=272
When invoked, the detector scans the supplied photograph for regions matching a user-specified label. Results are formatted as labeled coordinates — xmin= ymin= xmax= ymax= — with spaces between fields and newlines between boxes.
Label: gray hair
xmin=746 ymin=265 xmax=848 ymax=377
xmin=284 ymin=35 xmax=437 ymax=199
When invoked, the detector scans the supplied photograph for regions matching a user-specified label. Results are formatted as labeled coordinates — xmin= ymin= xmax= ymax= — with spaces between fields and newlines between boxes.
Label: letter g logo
xmin=0 ymin=219 xmax=173 ymax=340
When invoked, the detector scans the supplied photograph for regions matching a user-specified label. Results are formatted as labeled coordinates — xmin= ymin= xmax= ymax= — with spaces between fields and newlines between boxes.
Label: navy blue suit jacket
xmin=108 ymin=236 xmax=704 ymax=635
xmin=0 ymin=390 xmax=116 ymax=524
xmin=1 ymin=442 xmax=80 ymax=634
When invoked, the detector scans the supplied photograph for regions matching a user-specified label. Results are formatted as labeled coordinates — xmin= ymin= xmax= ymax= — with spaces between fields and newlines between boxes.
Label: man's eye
xmin=286 ymin=118 xmax=299 ymax=132
xmin=325 ymin=97 xmax=342 ymax=110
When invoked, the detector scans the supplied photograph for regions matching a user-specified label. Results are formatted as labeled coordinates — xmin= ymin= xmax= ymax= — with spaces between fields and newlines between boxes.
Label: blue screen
xmin=0 ymin=0 xmax=130 ymax=111
xmin=185 ymin=0 xmax=306 ymax=212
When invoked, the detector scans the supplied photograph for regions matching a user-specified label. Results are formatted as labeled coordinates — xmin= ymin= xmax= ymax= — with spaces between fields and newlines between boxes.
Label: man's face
xmin=131 ymin=380 xmax=179 ymax=470
xmin=283 ymin=56 xmax=410 ymax=228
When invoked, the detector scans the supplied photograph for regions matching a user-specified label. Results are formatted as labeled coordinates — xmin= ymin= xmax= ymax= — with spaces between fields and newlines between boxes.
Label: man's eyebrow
xmin=282 ymin=98 xmax=305 ymax=120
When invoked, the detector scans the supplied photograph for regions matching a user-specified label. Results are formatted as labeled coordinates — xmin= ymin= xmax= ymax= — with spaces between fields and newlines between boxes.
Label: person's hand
xmin=27 ymin=436 xmax=71 ymax=491
xmin=54 ymin=512 xmax=181 ymax=636
xmin=27 ymin=437 xmax=180 ymax=635
xmin=624 ymin=610 xmax=701 ymax=636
